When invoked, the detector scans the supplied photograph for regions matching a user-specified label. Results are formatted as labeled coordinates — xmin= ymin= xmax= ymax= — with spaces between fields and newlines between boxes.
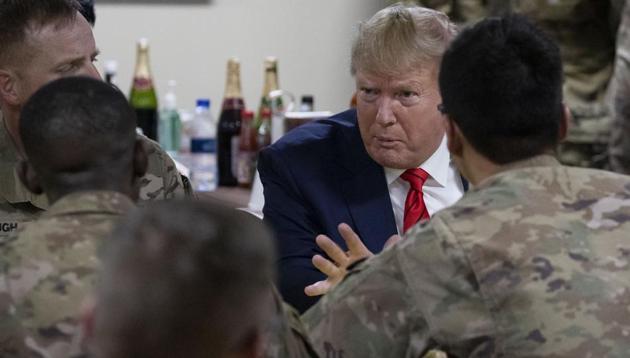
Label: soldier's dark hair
xmin=438 ymin=15 xmax=563 ymax=164
xmin=92 ymin=201 xmax=276 ymax=358
xmin=0 ymin=0 xmax=81 ymax=66
xmin=78 ymin=0 xmax=95 ymax=26
xmin=20 ymin=76 xmax=137 ymax=195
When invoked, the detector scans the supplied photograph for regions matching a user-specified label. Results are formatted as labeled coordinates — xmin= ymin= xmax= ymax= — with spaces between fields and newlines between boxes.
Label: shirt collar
xmin=44 ymin=190 xmax=135 ymax=218
xmin=384 ymin=135 xmax=452 ymax=187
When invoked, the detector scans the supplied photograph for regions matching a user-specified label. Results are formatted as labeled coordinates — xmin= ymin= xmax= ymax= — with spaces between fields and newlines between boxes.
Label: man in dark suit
xmin=258 ymin=3 xmax=465 ymax=312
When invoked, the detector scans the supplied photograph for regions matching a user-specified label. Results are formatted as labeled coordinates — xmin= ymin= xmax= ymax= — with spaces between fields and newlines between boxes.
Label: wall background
xmin=93 ymin=0 xmax=389 ymax=117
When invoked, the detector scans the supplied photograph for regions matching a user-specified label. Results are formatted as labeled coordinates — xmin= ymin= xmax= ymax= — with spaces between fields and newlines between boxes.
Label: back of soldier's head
xmin=92 ymin=201 xmax=276 ymax=358
xmin=20 ymin=76 xmax=137 ymax=196
xmin=0 ymin=0 xmax=81 ymax=67
xmin=439 ymin=15 xmax=563 ymax=164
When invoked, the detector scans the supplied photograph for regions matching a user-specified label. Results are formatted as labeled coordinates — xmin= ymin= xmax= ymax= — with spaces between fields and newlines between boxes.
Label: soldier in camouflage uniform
xmin=90 ymin=200 xmax=316 ymax=358
xmin=408 ymin=0 xmax=624 ymax=168
xmin=304 ymin=16 xmax=630 ymax=357
xmin=0 ymin=77 xmax=145 ymax=357
xmin=608 ymin=0 xmax=630 ymax=174
xmin=0 ymin=0 xmax=190 ymax=243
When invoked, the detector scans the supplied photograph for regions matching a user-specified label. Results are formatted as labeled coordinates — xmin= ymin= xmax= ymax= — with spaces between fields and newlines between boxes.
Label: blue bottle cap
xmin=196 ymin=99 xmax=210 ymax=108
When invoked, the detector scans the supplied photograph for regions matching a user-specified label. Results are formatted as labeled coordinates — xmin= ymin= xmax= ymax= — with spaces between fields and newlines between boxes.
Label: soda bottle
xmin=217 ymin=58 xmax=245 ymax=187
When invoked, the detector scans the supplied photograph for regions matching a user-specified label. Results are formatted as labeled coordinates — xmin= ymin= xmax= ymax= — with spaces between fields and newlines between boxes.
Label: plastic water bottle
xmin=158 ymin=80 xmax=181 ymax=155
xmin=189 ymin=99 xmax=217 ymax=191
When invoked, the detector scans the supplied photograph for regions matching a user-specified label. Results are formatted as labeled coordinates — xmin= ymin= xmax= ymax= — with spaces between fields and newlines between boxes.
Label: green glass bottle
xmin=129 ymin=38 xmax=158 ymax=140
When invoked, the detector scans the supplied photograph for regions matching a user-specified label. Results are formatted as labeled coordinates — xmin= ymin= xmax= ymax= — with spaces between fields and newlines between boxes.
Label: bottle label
xmin=191 ymin=138 xmax=216 ymax=153
xmin=133 ymin=77 xmax=154 ymax=91
xmin=231 ymin=136 xmax=240 ymax=176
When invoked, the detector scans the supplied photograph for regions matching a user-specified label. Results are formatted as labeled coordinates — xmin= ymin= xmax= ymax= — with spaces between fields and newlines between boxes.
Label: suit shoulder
xmin=268 ymin=109 xmax=357 ymax=153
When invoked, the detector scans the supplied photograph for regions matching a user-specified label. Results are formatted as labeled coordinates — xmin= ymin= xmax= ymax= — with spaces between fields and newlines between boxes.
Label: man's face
xmin=355 ymin=67 xmax=446 ymax=169
xmin=14 ymin=13 xmax=100 ymax=106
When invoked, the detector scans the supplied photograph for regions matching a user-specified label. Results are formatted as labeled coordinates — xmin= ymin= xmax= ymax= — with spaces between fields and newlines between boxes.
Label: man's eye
xmin=397 ymin=91 xmax=420 ymax=105
xmin=58 ymin=64 xmax=78 ymax=73
xmin=359 ymin=87 xmax=379 ymax=102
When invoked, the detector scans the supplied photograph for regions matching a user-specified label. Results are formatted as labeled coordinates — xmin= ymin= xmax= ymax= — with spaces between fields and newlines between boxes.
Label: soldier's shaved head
xmin=18 ymin=76 xmax=147 ymax=202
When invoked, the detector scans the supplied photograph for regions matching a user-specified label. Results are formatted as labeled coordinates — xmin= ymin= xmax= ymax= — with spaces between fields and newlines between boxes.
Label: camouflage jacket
xmin=303 ymin=155 xmax=630 ymax=357
xmin=0 ymin=114 xmax=191 ymax=243
xmin=608 ymin=0 xmax=630 ymax=174
xmin=0 ymin=190 xmax=134 ymax=358
xmin=264 ymin=286 xmax=318 ymax=358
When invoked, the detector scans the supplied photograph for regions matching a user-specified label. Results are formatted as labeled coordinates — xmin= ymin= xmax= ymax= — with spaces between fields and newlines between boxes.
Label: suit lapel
xmin=335 ymin=111 xmax=397 ymax=252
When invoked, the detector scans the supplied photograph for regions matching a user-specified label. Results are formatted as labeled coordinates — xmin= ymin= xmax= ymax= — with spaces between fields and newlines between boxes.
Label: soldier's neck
xmin=2 ymin=108 xmax=25 ymax=156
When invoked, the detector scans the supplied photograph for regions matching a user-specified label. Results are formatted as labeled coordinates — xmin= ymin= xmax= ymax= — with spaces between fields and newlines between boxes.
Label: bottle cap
xmin=196 ymin=99 xmax=210 ymax=108
xmin=104 ymin=60 xmax=118 ymax=74
xmin=301 ymin=95 xmax=314 ymax=105
xmin=242 ymin=110 xmax=254 ymax=119
xmin=138 ymin=37 xmax=149 ymax=48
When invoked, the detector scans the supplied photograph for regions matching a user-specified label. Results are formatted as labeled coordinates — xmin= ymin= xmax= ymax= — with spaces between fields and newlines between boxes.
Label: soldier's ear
xmin=559 ymin=104 xmax=570 ymax=142
xmin=445 ymin=117 xmax=463 ymax=158
xmin=17 ymin=160 xmax=43 ymax=195
xmin=0 ymin=69 xmax=20 ymax=106
xmin=132 ymin=139 xmax=148 ymax=179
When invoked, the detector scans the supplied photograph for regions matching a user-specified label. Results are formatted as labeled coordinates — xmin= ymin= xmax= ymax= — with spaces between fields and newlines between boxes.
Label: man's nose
xmin=375 ymin=98 xmax=396 ymax=126
xmin=83 ymin=63 xmax=102 ymax=80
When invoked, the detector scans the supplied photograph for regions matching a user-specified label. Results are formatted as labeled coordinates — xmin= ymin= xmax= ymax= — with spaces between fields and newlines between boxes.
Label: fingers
xmin=304 ymin=280 xmax=331 ymax=297
xmin=316 ymin=234 xmax=349 ymax=267
xmin=384 ymin=234 xmax=402 ymax=249
xmin=312 ymin=254 xmax=341 ymax=278
xmin=338 ymin=223 xmax=372 ymax=259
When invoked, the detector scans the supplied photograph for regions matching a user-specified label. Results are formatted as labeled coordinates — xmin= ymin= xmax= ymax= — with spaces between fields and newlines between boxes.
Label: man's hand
xmin=304 ymin=223 xmax=373 ymax=297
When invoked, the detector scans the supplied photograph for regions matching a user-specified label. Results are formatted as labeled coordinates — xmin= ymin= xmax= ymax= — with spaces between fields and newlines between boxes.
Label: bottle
xmin=104 ymin=60 xmax=118 ymax=86
xmin=299 ymin=95 xmax=314 ymax=112
xmin=256 ymin=57 xmax=282 ymax=126
xmin=189 ymin=99 xmax=217 ymax=191
xmin=158 ymin=80 xmax=181 ymax=154
xmin=129 ymin=38 xmax=158 ymax=140
xmin=237 ymin=110 xmax=257 ymax=188
xmin=217 ymin=58 xmax=245 ymax=187
xmin=257 ymin=107 xmax=272 ymax=151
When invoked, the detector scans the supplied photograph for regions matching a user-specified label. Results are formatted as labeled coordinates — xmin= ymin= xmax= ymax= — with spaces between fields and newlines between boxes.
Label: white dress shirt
xmin=384 ymin=136 xmax=464 ymax=234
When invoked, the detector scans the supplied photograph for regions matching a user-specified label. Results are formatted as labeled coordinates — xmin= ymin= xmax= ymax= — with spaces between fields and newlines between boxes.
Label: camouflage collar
xmin=0 ymin=114 xmax=50 ymax=209
xmin=478 ymin=154 xmax=561 ymax=188
xmin=44 ymin=191 xmax=135 ymax=218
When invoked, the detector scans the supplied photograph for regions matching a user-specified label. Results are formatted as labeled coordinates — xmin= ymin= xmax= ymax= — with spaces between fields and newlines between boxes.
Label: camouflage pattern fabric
xmin=608 ymin=0 xmax=630 ymax=174
xmin=304 ymin=155 xmax=630 ymax=357
xmin=407 ymin=0 xmax=622 ymax=168
xmin=0 ymin=190 xmax=134 ymax=358
xmin=0 ymin=114 xmax=191 ymax=243
xmin=264 ymin=286 xmax=318 ymax=358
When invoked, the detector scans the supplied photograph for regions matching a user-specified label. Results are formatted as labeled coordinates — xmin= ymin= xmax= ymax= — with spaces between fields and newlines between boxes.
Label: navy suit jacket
xmin=259 ymin=109 xmax=401 ymax=312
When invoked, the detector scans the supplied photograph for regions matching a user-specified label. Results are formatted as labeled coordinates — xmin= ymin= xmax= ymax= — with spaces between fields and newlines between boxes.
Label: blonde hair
xmin=351 ymin=2 xmax=457 ymax=76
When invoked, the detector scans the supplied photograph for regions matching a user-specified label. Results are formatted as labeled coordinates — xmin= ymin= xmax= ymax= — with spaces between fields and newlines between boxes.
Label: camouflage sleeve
xmin=609 ymin=1 xmax=630 ymax=174
xmin=303 ymin=220 xmax=495 ymax=357
xmin=138 ymin=135 xmax=193 ymax=201
xmin=302 ymin=240 xmax=427 ymax=358
xmin=264 ymin=286 xmax=318 ymax=358
xmin=0 ymin=248 xmax=29 ymax=357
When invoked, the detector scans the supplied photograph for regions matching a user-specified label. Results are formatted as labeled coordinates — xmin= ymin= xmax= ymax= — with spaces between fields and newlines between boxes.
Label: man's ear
xmin=559 ymin=103 xmax=571 ymax=142
xmin=445 ymin=117 xmax=463 ymax=158
xmin=133 ymin=139 xmax=149 ymax=179
xmin=0 ymin=69 xmax=20 ymax=106
xmin=17 ymin=160 xmax=43 ymax=195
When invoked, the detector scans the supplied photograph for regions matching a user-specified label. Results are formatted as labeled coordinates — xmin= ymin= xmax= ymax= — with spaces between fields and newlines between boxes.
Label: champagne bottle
xmin=129 ymin=38 xmax=158 ymax=140
xmin=217 ymin=58 xmax=245 ymax=187
xmin=256 ymin=57 xmax=282 ymax=126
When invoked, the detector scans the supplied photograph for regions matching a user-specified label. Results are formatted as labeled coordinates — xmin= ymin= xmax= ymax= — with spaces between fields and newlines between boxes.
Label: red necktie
xmin=400 ymin=168 xmax=430 ymax=233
